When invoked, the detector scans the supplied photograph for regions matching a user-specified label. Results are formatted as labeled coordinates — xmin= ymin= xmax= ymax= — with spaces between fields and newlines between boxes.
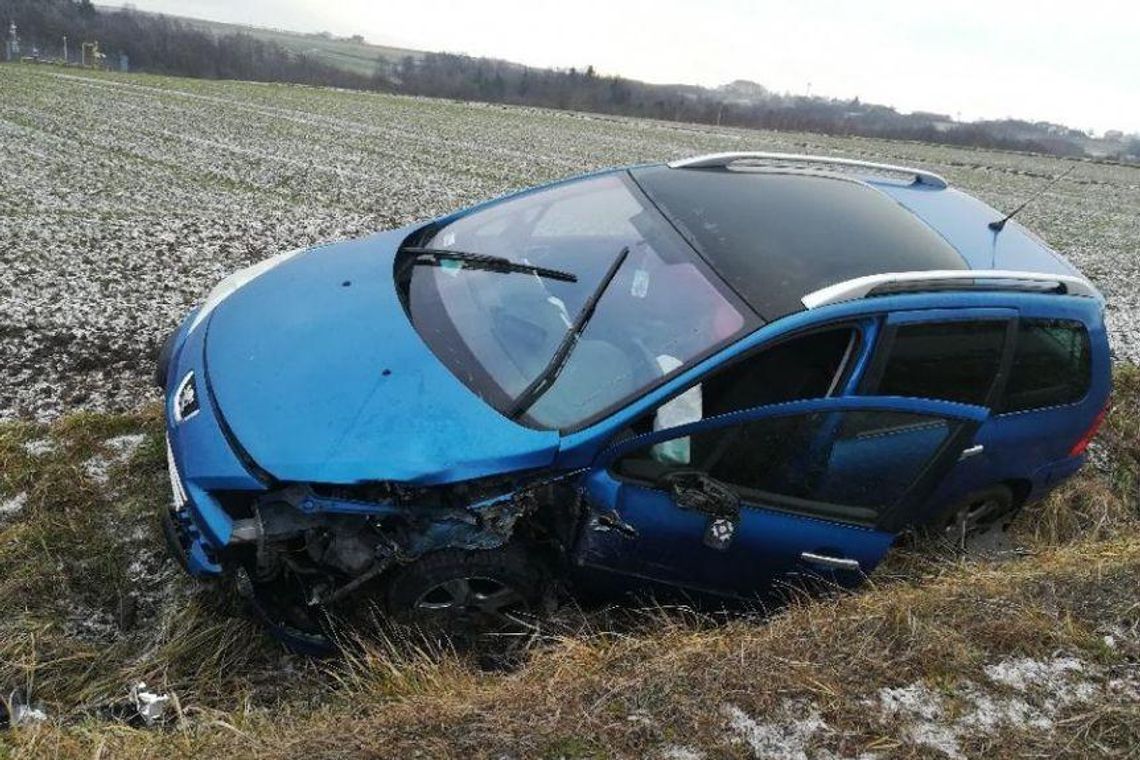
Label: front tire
xmin=385 ymin=546 xmax=547 ymax=638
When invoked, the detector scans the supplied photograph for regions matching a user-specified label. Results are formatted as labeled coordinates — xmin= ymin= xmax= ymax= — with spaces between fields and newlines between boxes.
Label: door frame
xmin=588 ymin=395 xmax=990 ymax=534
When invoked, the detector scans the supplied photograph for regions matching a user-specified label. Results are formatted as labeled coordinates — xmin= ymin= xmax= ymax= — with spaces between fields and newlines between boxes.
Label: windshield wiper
xmin=507 ymin=246 xmax=630 ymax=419
xmin=404 ymin=247 xmax=578 ymax=283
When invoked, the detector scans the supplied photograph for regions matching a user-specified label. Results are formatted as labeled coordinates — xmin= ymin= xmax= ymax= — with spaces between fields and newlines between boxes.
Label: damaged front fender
xmin=225 ymin=470 xmax=582 ymax=606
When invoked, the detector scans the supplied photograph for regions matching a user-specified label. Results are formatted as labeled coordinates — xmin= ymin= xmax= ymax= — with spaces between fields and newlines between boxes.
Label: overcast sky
xmin=120 ymin=0 xmax=1139 ymax=134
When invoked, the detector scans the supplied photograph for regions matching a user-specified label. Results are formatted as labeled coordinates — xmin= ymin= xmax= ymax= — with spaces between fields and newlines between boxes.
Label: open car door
xmin=571 ymin=396 xmax=988 ymax=603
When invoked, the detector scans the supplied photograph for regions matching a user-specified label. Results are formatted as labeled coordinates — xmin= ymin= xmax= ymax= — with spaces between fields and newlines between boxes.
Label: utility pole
xmin=62 ymin=35 xmax=68 ymax=63
xmin=6 ymin=21 xmax=19 ymax=62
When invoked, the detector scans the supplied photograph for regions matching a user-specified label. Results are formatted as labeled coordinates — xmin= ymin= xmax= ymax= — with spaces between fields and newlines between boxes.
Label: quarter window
xmin=1002 ymin=319 xmax=1091 ymax=412
xmin=873 ymin=321 xmax=1006 ymax=405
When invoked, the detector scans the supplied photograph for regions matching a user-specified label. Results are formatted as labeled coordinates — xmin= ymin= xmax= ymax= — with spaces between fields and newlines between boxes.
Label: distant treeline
xmin=1 ymin=0 xmax=373 ymax=88
xmin=387 ymin=54 xmax=1134 ymax=159
xmin=6 ymin=0 xmax=1138 ymax=162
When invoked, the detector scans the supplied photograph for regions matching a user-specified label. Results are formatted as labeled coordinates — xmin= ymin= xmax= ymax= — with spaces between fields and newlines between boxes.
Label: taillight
xmin=1069 ymin=405 xmax=1109 ymax=457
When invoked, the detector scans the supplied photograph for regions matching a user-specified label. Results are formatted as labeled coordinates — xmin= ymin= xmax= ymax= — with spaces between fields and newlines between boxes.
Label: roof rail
xmin=668 ymin=151 xmax=949 ymax=189
xmin=801 ymin=270 xmax=1099 ymax=309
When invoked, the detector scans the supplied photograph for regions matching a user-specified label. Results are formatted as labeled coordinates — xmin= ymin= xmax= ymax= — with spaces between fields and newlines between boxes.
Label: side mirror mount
xmin=659 ymin=470 xmax=740 ymax=519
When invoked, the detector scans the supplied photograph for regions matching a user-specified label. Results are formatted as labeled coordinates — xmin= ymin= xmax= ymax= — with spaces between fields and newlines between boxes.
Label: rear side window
xmin=1002 ymin=319 xmax=1091 ymax=412
xmin=873 ymin=321 xmax=1006 ymax=405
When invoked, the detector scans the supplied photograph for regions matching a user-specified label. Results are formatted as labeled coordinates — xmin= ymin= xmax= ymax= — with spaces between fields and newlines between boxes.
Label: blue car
xmin=157 ymin=152 xmax=1110 ymax=645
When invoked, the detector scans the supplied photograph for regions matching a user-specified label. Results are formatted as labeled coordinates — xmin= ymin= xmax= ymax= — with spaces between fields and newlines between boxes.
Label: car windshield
xmin=399 ymin=172 xmax=754 ymax=431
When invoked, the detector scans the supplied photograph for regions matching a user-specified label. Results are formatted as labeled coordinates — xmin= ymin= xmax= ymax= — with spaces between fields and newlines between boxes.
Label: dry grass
xmin=1018 ymin=364 xmax=1140 ymax=546
xmin=0 ymin=367 xmax=1137 ymax=758
xmin=4 ymin=534 xmax=1137 ymax=758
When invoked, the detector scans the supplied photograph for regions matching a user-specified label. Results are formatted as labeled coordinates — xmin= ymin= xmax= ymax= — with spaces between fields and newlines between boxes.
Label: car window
xmin=871 ymin=320 xmax=1006 ymax=405
xmin=1001 ymin=319 xmax=1091 ymax=413
xmin=530 ymin=187 xmax=642 ymax=238
xmin=401 ymin=173 xmax=754 ymax=431
xmin=614 ymin=409 xmax=959 ymax=523
xmin=639 ymin=328 xmax=857 ymax=463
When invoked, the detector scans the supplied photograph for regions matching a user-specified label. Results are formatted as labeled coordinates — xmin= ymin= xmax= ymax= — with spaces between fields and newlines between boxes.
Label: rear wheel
xmin=933 ymin=485 xmax=1016 ymax=545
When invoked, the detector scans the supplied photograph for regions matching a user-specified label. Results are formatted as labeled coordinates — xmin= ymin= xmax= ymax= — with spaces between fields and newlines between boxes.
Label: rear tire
xmin=930 ymin=485 xmax=1016 ymax=545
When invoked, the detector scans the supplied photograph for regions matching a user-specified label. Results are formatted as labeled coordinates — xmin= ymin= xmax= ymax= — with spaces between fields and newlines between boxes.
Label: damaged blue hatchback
xmin=158 ymin=153 xmax=1111 ymax=647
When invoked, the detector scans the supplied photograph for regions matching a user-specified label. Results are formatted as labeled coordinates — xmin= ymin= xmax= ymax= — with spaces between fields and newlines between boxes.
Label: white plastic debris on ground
xmin=6 ymin=691 xmax=49 ymax=727
xmin=11 ymin=704 xmax=48 ymax=727
xmin=0 ymin=492 xmax=28 ymax=520
xmin=129 ymin=682 xmax=171 ymax=725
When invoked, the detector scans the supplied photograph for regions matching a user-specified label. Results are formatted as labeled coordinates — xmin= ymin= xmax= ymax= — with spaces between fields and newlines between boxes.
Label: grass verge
xmin=0 ymin=366 xmax=1136 ymax=758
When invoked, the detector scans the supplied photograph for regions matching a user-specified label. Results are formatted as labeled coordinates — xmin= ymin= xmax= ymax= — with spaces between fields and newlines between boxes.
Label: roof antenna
xmin=989 ymin=163 xmax=1077 ymax=231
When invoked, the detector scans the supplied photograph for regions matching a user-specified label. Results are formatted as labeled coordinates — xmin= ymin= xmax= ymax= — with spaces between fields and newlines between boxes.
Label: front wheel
xmin=385 ymin=546 xmax=548 ymax=640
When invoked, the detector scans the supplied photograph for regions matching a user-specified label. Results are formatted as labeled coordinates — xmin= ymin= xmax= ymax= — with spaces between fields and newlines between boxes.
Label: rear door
xmin=573 ymin=396 xmax=988 ymax=602
xmin=857 ymin=307 xmax=1017 ymax=523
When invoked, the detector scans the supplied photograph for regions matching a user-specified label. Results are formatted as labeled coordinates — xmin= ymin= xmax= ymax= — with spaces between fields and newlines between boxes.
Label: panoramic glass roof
xmin=630 ymin=166 xmax=968 ymax=319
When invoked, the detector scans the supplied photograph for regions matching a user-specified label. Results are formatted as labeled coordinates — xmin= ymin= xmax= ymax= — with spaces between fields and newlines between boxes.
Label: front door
xmin=572 ymin=396 xmax=987 ymax=602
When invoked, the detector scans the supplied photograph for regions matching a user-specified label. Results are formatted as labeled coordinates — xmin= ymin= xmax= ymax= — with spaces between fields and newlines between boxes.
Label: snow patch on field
xmin=984 ymin=656 xmax=1085 ymax=694
xmin=83 ymin=433 xmax=146 ymax=484
xmin=704 ymin=655 xmax=1134 ymax=758
xmin=22 ymin=438 xmax=55 ymax=456
xmin=875 ymin=655 xmax=1123 ymax=758
xmin=722 ymin=702 xmax=827 ymax=760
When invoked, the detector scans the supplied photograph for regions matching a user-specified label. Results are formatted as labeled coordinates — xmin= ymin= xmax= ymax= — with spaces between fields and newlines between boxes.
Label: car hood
xmin=203 ymin=228 xmax=561 ymax=486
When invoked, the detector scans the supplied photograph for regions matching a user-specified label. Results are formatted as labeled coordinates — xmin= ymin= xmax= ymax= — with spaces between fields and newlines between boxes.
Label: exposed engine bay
xmin=220 ymin=472 xmax=583 ymax=622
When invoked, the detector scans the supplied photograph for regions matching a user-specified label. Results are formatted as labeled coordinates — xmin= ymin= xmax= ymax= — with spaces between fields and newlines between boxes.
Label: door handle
xmin=959 ymin=444 xmax=985 ymax=460
xmin=800 ymin=552 xmax=861 ymax=571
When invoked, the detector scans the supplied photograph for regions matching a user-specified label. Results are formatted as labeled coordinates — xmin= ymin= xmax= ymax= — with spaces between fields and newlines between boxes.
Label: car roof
xmin=630 ymin=160 xmax=1090 ymax=320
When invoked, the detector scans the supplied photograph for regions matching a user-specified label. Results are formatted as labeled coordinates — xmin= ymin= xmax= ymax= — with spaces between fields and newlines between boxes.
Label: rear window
xmin=873 ymin=321 xmax=1007 ymax=405
xmin=1002 ymin=319 xmax=1091 ymax=413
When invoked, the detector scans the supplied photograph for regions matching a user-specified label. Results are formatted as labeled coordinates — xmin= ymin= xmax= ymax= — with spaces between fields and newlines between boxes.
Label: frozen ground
xmin=2 ymin=64 xmax=1138 ymax=420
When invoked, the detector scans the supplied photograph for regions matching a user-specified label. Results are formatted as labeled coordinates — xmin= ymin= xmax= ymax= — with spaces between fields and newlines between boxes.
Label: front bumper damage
xmin=159 ymin=315 xmax=267 ymax=578
xmin=162 ymin=435 xmax=221 ymax=576
xmin=158 ymin=312 xmax=578 ymax=622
